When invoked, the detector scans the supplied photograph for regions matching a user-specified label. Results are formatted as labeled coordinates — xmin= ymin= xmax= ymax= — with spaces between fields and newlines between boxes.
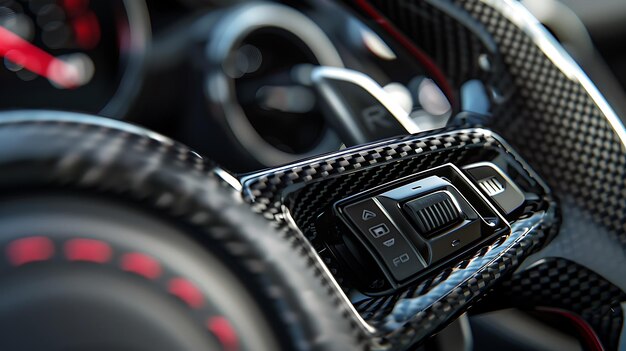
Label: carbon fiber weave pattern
xmin=288 ymin=146 xmax=480 ymax=239
xmin=245 ymin=129 xmax=496 ymax=221
xmin=458 ymin=2 xmax=626 ymax=348
xmin=242 ymin=128 xmax=557 ymax=349
xmin=366 ymin=0 xmax=626 ymax=238
xmin=0 ymin=116 xmax=363 ymax=351
xmin=476 ymin=258 xmax=626 ymax=350
xmin=365 ymin=0 xmax=626 ymax=348
xmin=361 ymin=213 xmax=555 ymax=349
xmin=456 ymin=1 xmax=626 ymax=235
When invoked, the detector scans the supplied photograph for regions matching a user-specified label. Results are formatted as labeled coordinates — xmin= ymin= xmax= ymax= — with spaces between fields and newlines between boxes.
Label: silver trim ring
xmin=204 ymin=3 xmax=344 ymax=166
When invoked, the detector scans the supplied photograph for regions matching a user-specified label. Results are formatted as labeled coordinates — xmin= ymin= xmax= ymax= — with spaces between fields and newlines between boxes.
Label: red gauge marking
xmin=61 ymin=0 xmax=100 ymax=49
xmin=62 ymin=0 xmax=89 ymax=16
xmin=354 ymin=0 xmax=455 ymax=104
xmin=207 ymin=316 xmax=239 ymax=351
xmin=72 ymin=11 xmax=101 ymax=50
xmin=0 ymin=26 xmax=80 ymax=89
xmin=6 ymin=236 xmax=54 ymax=266
xmin=168 ymin=278 xmax=204 ymax=309
xmin=64 ymin=238 xmax=112 ymax=263
xmin=120 ymin=252 xmax=162 ymax=280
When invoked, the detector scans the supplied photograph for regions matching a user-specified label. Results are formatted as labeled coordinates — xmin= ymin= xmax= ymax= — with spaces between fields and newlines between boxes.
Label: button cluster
xmin=335 ymin=165 xmax=513 ymax=287
xmin=343 ymin=199 xmax=424 ymax=281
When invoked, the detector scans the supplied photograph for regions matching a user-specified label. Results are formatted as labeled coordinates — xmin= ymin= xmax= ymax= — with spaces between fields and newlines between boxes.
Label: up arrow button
xmin=362 ymin=209 xmax=376 ymax=221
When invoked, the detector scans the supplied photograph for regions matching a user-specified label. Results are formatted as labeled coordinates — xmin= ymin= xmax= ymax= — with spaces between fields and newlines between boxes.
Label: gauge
xmin=0 ymin=0 xmax=149 ymax=117
xmin=204 ymin=2 xmax=344 ymax=167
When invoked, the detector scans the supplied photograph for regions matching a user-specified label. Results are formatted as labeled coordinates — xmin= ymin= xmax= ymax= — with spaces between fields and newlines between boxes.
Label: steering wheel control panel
xmin=241 ymin=128 xmax=556 ymax=345
xmin=332 ymin=163 xmax=517 ymax=290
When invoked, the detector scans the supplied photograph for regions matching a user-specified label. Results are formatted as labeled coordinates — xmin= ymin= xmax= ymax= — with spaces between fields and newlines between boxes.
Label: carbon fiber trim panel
xmin=476 ymin=258 xmax=626 ymax=350
xmin=241 ymin=128 xmax=557 ymax=349
xmin=358 ymin=0 xmax=626 ymax=348
xmin=244 ymin=129 xmax=502 ymax=219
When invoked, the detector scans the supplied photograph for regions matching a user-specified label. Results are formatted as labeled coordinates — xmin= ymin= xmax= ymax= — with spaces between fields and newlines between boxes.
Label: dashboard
xmin=3 ymin=1 xmax=626 ymax=173
xmin=0 ymin=0 xmax=488 ymax=172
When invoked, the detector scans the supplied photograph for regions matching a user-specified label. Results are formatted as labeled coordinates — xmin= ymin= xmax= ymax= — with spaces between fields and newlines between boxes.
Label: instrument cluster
xmin=0 ymin=0 xmax=148 ymax=116
xmin=0 ymin=0 xmax=489 ymax=173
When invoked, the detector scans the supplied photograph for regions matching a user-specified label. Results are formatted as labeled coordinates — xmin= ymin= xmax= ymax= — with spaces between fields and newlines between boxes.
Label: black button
xmin=463 ymin=163 xmax=525 ymax=215
xmin=403 ymin=192 xmax=462 ymax=238
xmin=343 ymin=199 xmax=425 ymax=281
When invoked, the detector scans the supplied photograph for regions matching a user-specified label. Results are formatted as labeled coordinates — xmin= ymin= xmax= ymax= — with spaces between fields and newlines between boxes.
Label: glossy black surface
xmin=241 ymin=127 xmax=556 ymax=349
xmin=464 ymin=162 xmax=526 ymax=216
xmin=333 ymin=164 xmax=509 ymax=290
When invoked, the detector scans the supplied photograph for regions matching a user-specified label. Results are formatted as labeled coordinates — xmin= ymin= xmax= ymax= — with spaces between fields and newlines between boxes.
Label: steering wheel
xmin=1 ymin=1 xmax=625 ymax=351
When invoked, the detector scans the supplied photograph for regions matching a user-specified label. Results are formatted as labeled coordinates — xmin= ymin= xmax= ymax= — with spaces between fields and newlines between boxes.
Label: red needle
xmin=0 ymin=26 xmax=80 ymax=89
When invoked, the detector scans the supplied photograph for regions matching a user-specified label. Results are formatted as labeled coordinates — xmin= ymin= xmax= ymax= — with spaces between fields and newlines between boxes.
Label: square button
xmin=369 ymin=223 xmax=390 ymax=238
